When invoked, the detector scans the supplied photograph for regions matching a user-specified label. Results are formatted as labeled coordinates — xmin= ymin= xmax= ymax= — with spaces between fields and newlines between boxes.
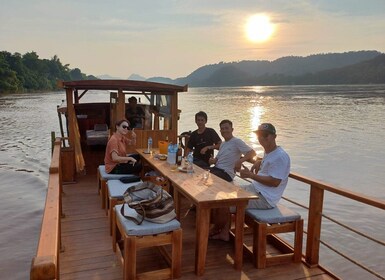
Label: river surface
xmin=0 ymin=85 xmax=384 ymax=279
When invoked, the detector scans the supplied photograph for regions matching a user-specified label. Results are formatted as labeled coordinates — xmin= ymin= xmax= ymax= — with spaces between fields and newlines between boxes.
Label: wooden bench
xmin=97 ymin=165 xmax=133 ymax=209
xmin=243 ymin=204 xmax=303 ymax=268
xmin=112 ymin=204 xmax=182 ymax=279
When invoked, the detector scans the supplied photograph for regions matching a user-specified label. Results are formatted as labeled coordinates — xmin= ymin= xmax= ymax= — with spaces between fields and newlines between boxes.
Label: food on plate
xmin=159 ymin=154 xmax=167 ymax=160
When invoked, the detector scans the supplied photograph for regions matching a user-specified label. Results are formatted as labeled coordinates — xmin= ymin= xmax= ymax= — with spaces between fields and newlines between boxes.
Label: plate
xmin=178 ymin=166 xmax=190 ymax=173
xmin=155 ymin=154 xmax=167 ymax=160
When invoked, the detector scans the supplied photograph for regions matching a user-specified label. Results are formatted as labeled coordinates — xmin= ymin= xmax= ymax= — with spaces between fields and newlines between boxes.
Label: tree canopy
xmin=0 ymin=51 xmax=97 ymax=93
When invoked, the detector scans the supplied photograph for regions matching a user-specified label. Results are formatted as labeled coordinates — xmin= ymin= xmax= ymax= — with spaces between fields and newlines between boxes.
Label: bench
xmin=86 ymin=123 xmax=109 ymax=145
xmin=97 ymin=165 xmax=135 ymax=209
xmin=112 ymin=205 xmax=182 ymax=279
xmin=106 ymin=179 xmax=143 ymax=235
xmin=243 ymin=203 xmax=303 ymax=268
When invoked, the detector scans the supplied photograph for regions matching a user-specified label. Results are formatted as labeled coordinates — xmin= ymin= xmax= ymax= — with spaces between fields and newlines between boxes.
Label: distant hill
xmin=149 ymin=51 xmax=384 ymax=87
xmin=291 ymin=54 xmax=385 ymax=85
xmin=127 ymin=73 xmax=146 ymax=81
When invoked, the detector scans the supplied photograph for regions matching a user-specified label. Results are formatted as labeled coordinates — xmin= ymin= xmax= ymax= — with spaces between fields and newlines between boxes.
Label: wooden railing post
xmin=306 ymin=184 xmax=324 ymax=266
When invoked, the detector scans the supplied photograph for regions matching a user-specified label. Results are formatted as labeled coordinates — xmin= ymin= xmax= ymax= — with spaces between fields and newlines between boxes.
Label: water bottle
xmin=187 ymin=151 xmax=194 ymax=173
xmin=147 ymin=137 xmax=152 ymax=153
xmin=167 ymin=143 xmax=177 ymax=165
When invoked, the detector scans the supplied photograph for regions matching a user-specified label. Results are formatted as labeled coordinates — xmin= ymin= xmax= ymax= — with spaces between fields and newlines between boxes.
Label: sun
xmin=246 ymin=14 xmax=274 ymax=43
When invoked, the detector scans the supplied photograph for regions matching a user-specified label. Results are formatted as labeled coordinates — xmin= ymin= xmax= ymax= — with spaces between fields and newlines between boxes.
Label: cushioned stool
xmin=107 ymin=179 xmax=143 ymax=235
xmin=244 ymin=204 xmax=303 ymax=268
xmin=97 ymin=165 xmax=134 ymax=209
xmin=112 ymin=205 xmax=182 ymax=280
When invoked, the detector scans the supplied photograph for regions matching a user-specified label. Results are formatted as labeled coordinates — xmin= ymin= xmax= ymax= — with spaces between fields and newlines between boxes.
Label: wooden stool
xmin=97 ymin=165 xmax=133 ymax=209
xmin=107 ymin=180 xmax=143 ymax=235
xmin=112 ymin=205 xmax=182 ymax=279
xmin=244 ymin=204 xmax=303 ymax=268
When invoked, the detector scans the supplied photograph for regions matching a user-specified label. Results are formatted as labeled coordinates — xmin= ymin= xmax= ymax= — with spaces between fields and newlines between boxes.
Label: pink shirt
xmin=104 ymin=132 xmax=135 ymax=173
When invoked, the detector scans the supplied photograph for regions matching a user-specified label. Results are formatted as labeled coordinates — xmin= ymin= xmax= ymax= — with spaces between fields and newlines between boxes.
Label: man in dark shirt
xmin=186 ymin=111 xmax=222 ymax=168
xmin=125 ymin=96 xmax=145 ymax=128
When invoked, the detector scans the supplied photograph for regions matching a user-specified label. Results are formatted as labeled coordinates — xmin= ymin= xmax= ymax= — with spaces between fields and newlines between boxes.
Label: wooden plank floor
xmin=60 ymin=173 xmax=336 ymax=280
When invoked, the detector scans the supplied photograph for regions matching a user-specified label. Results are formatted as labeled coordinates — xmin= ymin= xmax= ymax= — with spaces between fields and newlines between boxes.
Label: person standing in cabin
xmin=104 ymin=119 xmax=141 ymax=174
xmin=208 ymin=119 xmax=255 ymax=182
xmin=125 ymin=96 xmax=145 ymax=128
xmin=210 ymin=123 xmax=290 ymax=241
xmin=186 ymin=111 xmax=222 ymax=168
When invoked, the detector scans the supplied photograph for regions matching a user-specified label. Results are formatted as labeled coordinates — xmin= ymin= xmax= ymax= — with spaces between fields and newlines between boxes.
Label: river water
xmin=0 ymin=85 xmax=384 ymax=279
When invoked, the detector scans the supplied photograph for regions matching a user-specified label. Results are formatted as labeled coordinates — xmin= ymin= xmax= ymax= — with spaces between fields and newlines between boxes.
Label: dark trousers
xmin=209 ymin=166 xmax=232 ymax=182
xmin=193 ymin=157 xmax=210 ymax=169
xmin=110 ymin=154 xmax=142 ymax=175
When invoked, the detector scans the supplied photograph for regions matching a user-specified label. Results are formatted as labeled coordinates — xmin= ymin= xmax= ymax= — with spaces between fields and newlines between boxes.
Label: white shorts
xmin=230 ymin=184 xmax=273 ymax=213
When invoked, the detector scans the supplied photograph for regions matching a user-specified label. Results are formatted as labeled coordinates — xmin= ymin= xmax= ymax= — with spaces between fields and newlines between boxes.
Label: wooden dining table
xmin=137 ymin=149 xmax=258 ymax=276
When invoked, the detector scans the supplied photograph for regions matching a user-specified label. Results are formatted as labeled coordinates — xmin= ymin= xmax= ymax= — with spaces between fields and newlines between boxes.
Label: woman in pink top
xmin=104 ymin=119 xmax=141 ymax=174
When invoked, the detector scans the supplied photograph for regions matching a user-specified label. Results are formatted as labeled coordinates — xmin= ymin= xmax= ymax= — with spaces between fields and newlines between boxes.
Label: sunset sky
xmin=1 ymin=0 xmax=385 ymax=79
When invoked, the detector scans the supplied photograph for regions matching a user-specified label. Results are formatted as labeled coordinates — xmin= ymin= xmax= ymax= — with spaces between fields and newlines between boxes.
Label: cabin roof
xmin=59 ymin=79 xmax=188 ymax=94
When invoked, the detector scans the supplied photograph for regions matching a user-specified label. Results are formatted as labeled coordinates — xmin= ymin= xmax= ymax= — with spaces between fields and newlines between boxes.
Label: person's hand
xmin=131 ymin=128 xmax=136 ymax=139
xmin=240 ymin=165 xmax=253 ymax=179
xmin=234 ymin=160 xmax=243 ymax=172
xmin=200 ymin=146 xmax=209 ymax=154
xmin=127 ymin=157 xmax=137 ymax=165
xmin=250 ymin=159 xmax=262 ymax=174
xmin=208 ymin=156 xmax=217 ymax=165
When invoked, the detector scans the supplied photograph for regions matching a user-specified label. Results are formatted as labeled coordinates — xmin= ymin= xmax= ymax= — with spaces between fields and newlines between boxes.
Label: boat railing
xmin=288 ymin=172 xmax=384 ymax=279
xmin=235 ymin=171 xmax=385 ymax=279
xmin=30 ymin=138 xmax=62 ymax=280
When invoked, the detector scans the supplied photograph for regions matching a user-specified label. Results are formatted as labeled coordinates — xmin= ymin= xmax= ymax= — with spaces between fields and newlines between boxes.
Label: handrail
xmin=30 ymin=138 xmax=62 ymax=280
xmin=235 ymin=171 xmax=385 ymax=278
xmin=289 ymin=172 xmax=385 ymax=210
xmin=287 ymin=172 xmax=385 ymax=278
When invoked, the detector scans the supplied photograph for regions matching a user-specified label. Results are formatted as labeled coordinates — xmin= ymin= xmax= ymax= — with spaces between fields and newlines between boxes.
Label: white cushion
xmin=107 ymin=179 xmax=143 ymax=199
xmin=246 ymin=204 xmax=301 ymax=224
xmin=98 ymin=165 xmax=132 ymax=180
xmin=115 ymin=204 xmax=180 ymax=236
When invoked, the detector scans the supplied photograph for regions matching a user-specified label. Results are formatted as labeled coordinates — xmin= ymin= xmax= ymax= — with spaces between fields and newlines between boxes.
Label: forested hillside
xmin=0 ymin=51 xmax=96 ymax=93
xmin=168 ymin=51 xmax=385 ymax=86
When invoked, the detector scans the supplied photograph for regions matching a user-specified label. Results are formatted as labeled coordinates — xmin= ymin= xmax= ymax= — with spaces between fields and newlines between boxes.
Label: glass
xmin=203 ymin=169 xmax=210 ymax=180
xmin=121 ymin=125 xmax=129 ymax=129
xmin=170 ymin=163 xmax=178 ymax=171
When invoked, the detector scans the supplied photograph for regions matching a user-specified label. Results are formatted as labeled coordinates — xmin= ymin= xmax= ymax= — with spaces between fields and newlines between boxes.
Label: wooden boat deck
xmin=60 ymin=172 xmax=335 ymax=280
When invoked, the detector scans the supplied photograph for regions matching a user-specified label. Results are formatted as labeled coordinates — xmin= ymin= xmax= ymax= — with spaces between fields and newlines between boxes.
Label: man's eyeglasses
xmin=121 ymin=125 xmax=129 ymax=129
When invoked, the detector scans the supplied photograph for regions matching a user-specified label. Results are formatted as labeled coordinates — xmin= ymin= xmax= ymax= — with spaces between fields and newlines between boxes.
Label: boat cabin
xmin=58 ymin=80 xmax=188 ymax=174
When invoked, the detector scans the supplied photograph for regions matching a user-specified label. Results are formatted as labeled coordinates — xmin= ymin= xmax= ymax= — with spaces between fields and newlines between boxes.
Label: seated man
xmin=208 ymin=119 xmax=255 ymax=182
xmin=185 ymin=111 xmax=222 ymax=168
xmin=125 ymin=96 xmax=145 ymax=128
xmin=210 ymin=123 xmax=290 ymax=241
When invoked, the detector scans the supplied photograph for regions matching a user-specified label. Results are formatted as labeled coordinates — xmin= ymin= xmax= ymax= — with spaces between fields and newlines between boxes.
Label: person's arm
xmin=240 ymin=165 xmax=281 ymax=187
xmin=234 ymin=149 xmax=256 ymax=172
xmin=200 ymin=141 xmax=222 ymax=155
xmin=200 ymin=129 xmax=222 ymax=154
xmin=208 ymin=155 xmax=218 ymax=165
xmin=111 ymin=151 xmax=137 ymax=164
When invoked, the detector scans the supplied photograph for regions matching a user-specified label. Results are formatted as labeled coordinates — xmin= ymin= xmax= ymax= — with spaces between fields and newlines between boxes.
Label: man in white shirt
xmin=240 ymin=123 xmax=290 ymax=209
xmin=209 ymin=119 xmax=255 ymax=181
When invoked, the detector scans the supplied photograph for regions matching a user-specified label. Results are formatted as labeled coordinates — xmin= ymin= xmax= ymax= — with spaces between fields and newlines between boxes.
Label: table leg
xmin=173 ymin=187 xmax=181 ymax=220
xmin=195 ymin=206 xmax=210 ymax=276
xmin=234 ymin=203 xmax=246 ymax=270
